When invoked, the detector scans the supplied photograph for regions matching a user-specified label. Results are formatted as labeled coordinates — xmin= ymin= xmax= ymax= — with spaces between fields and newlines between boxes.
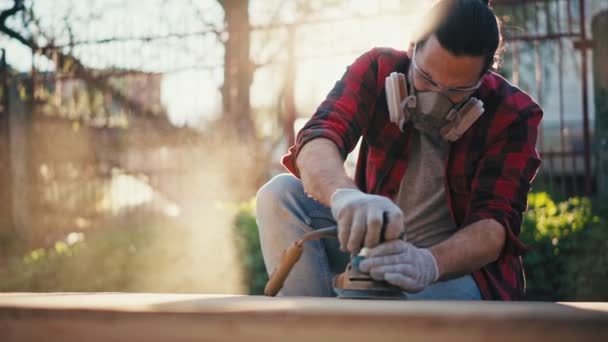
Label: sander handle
xmin=264 ymin=226 xmax=337 ymax=296
xmin=264 ymin=241 xmax=304 ymax=296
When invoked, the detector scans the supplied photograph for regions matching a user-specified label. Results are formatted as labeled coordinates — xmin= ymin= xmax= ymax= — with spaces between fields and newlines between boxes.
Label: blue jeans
xmin=256 ymin=173 xmax=482 ymax=300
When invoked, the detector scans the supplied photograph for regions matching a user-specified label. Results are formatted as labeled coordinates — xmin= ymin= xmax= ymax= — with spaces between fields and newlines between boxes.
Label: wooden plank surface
xmin=0 ymin=293 xmax=607 ymax=341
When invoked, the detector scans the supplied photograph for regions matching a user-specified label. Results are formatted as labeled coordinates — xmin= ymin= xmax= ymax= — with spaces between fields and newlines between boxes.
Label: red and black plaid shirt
xmin=281 ymin=47 xmax=542 ymax=300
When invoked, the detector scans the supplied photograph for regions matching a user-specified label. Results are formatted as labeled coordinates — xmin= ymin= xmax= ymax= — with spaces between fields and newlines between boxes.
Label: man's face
xmin=411 ymin=35 xmax=486 ymax=104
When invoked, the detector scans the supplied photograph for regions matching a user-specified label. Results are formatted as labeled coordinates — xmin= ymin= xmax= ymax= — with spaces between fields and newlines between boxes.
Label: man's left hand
xmin=359 ymin=239 xmax=439 ymax=293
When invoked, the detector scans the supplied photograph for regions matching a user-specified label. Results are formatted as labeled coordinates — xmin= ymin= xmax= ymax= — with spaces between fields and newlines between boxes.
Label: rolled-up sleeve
xmin=463 ymin=99 xmax=543 ymax=258
xmin=281 ymin=48 xmax=380 ymax=178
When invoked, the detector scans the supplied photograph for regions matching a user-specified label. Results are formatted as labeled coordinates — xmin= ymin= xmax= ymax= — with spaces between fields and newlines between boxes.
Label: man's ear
xmin=406 ymin=42 xmax=414 ymax=59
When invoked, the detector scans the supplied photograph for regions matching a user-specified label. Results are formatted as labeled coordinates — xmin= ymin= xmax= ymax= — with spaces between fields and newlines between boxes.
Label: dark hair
xmin=415 ymin=0 xmax=503 ymax=73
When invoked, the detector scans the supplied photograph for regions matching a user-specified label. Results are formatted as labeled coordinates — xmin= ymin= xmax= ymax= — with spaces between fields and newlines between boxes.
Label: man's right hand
xmin=330 ymin=188 xmax=405 ymax=253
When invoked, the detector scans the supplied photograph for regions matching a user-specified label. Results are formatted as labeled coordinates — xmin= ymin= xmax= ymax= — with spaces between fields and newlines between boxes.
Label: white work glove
xmin=330 ymin=188 xmax=405 ymax=253
xmin=359 ymin=239 xmax=439 ymax=293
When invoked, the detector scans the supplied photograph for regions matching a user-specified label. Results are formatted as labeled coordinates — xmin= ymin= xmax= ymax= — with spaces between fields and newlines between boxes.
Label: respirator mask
xmin=384 ymin=49 xmax=485 ymax=141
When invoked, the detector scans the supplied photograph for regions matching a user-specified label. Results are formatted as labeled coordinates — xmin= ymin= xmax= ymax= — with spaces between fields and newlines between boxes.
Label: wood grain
xmin=1 ymin=293 xmax=607 ymax=341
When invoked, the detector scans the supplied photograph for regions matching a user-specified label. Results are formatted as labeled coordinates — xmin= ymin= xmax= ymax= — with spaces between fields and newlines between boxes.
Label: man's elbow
xmin=486 ymin=219 xmax=507 ymax=263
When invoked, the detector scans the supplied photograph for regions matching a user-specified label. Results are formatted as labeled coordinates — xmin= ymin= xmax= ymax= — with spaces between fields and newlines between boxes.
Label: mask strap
xmin=395 ymin=72 xmax=418 ymax=129
xmin=400 ymin=96 xmax=416 ymax=110
xmin=440 ymin=97 xmax=484 ymax=142
xmin=403 ymin=74 xmax=416 ymax=109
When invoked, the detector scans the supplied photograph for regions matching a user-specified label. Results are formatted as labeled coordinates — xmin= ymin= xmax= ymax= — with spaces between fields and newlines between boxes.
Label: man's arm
xmin=297 ymin=138 xmax=405 ymax=251
xmin=281 ymin=48 xmax=382 ymax=182
xmin=429 ymin=218 xmax=505 ymax=280
xmin=281 ymin=48 xmax=408 ymax=251
xmin=430 ymin=101 xmax=542 ymax=280
xmin=296 ymin=138 xmax=358 ymax=207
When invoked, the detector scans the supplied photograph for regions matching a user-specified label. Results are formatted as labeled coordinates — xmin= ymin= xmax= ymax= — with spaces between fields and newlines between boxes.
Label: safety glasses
xmin=410 ymin=44 xmax=483 ymax=99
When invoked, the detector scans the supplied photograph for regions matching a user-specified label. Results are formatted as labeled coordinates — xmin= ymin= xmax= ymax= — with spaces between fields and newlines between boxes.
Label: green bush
xmin=0 ymin=212 xmax=204 ymax=292
xmin=232 ymin=199 xmax=268 ymax=295
xmin=1 ymin=202 xmax=271 ymax=294
xmin=0 ymin=227 xmax=143 ymax=292
xmin=521 ymin=192 xmax=608 ymax=301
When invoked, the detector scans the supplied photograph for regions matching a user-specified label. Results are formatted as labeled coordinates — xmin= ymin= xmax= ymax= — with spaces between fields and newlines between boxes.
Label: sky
xmin=0 ymin=0 xmax=425 ymax=128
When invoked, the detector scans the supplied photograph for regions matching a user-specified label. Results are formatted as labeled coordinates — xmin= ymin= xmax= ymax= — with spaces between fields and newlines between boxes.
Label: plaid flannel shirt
xmin=281 ymin=47 xmax=542 ymax=300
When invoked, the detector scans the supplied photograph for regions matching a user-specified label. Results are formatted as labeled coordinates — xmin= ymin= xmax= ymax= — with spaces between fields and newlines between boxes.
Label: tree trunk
xmin=221 ymin=0 xmax=255 ymax=141
xmin=284 ymin=25 xmax=296 ymax=147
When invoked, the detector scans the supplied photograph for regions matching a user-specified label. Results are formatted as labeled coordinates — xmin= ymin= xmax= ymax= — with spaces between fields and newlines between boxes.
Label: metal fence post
xmin=593 ymin=9 xmax=608 ymax=197
xmin=0 ymin=48 xmax=15 ymax=241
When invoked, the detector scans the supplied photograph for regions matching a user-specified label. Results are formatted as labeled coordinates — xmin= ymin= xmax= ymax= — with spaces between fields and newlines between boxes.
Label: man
xmin=256 ymin=0 xmax=541 ymax=300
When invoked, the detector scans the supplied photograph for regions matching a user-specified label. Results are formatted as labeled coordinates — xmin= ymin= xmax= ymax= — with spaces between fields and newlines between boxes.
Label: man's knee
xmin=256 ymin=173 xmax=302 ymax=217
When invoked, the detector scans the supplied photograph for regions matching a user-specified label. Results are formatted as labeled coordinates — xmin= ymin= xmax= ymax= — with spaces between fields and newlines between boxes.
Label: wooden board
xmin=1 ymin=293 xmax=607 ymax=341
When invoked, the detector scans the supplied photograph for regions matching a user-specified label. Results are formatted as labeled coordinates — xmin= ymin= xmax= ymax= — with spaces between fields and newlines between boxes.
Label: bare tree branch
xmin=62 ymin=15 xmax=75 ymax=54
xmin=52 ymin=29 xmax=224 ymax=49
xmin=251 ymin=0 xmax=290 ymax=69
xmin=189 ymin=0 xmax=226 ymax=42
xmin=0 ymin=0 xmax=170 ymax=120
xmin=0 ymin=0 xmax=31 ymax=47
xmin=253 ymin=1 xmax=348 ymax=68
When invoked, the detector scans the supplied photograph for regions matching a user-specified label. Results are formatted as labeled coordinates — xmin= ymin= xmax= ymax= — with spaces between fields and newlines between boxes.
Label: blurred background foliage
xmin=232 ymin=199 xmax=268 ymax=295
xmin=3 ymin=191 xmax=606 ymax=301
xmin=0 ymin=210 xmax=236 ymax=292
xmin=521 ymin=193 xmax=608 ymax=301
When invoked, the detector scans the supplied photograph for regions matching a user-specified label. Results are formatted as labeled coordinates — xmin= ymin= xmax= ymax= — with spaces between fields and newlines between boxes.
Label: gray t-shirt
xmin=394 ymin=130 xmax=458 ymax=248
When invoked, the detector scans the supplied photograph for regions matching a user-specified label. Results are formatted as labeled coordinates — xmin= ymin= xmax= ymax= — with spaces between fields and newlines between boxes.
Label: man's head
xmin=411 ymin=0 xmax=502 ymax=103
